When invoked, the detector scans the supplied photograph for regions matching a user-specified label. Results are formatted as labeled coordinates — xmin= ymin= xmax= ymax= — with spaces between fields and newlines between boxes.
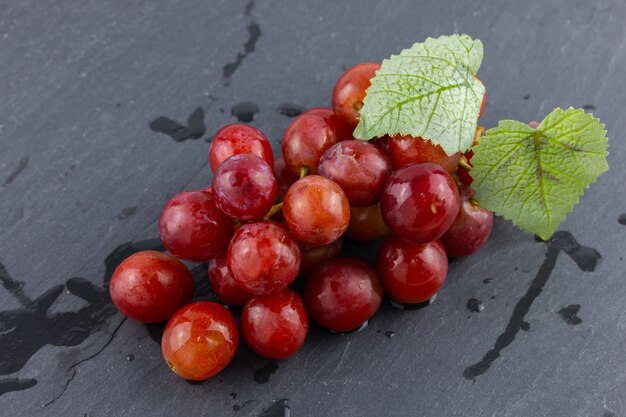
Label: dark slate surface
xmin=1 ymin=0 xmax=625 ymax=415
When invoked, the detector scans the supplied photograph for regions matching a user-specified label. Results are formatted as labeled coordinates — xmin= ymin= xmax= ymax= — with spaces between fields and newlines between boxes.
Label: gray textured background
xmin=1 ymin=0 xmax=625 ymax=416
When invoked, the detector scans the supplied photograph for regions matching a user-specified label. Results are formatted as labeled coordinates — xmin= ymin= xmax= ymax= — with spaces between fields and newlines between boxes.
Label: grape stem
xmin=263 ymin=202 xmax=284 ymax=220
xmin=459 ymin=156 xmax=472 ymax=171
xmin=473 ymin=126 xmax=485 ymax=146
xmin=262 ymin=168 xmax=307 ymax=220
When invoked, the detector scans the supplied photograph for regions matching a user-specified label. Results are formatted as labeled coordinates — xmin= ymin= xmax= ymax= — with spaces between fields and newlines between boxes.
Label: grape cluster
xmin=109 ymin=63 xmax=493 ymax=381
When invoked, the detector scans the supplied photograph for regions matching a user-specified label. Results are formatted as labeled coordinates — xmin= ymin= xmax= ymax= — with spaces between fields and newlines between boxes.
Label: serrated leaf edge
xmin=472 ymin=108 xmax=608 ymax=240
xmin=353 ymin=34 xmax=484 ymax=155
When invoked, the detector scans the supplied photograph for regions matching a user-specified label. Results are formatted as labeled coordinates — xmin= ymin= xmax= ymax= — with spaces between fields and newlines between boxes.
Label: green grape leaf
xmin=353 ymin=34 xmax=485 ymax=155
xmin=471 ymin=108 xmax=608 ymax=240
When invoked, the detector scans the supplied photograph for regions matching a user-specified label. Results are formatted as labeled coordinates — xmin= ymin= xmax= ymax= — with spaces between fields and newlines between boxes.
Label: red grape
xmin=159 ymin=190 xmax=233 ymax=261
xmin=380 ymin=163 xmax=459 ymax=244
xmin=227 ymin=221 xmax=301 ymax=295
xmin=303 ymin=107 xmax=353 ymax=142
xmin=241 ymin=289 xmax=308 ymax=359
xmin=299 ymin=238 xmax=343 ymax=274
xmin=332 ymin=62 xmax=381 ymax=128
xmin=161 ymin=302 xmax=238 ymax=380
xmin=283 ymin=175 xmax=350 ymax=245
xmin=274 ymin=157 xmax=299 ymax=200
xmin=304 ymin=258 xmax=382 ymax=333
xmin=387 ymin=135 xmax=461 ymax=174
xmin=371 ymin=135 xmax=389 ymax=154
xmin=209 ymin=123 xmax=274 ymax=172
xmin=318 ymin=139 xmax=391 ymax=206
xmin=281 ymin=114 xmax=339 ymax=175
xmin=208 ymin=252 xmax=253 ymax=306
xmin=457 ymin=150 xmax=474 ymax=186
xmin=439 ymin=185 xmax=494 ymax=257
xmin=109 ymin=251 xmax=194 ymax=323
xmin=347 ymin=203 xmax=390 ymax=241
xmin=212 ymin=154 xmax=277 ymax=221
xmin=376 ymin=236 xmax=448 ymax=304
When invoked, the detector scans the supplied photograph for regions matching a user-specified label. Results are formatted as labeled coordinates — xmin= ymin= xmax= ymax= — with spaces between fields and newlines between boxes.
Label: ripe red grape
xmin=347 ymin=203 xmax=390 ymax=241
xmin=376 ymin=236 xmax=448 ymax=304
xmin=439 ymin=185 xmax=494 ymax=257
xmin=159 ymin=189 xmax=233 ymax=261
xmin=387 ymin=135 xmax=461 ymax=174
xmin=208 ymin=252 xmax=253 ymax=306
xmin=380 ymin=163 xmax=459 ymax=244
xmin=299 ymin=238 xmax=343 ymax=274
xmin=274 ymin=157 xmax=299 ymax=201
xmin=304 ymin=258 xmax=382 ymax=333
xmin=371 ymin=135 xmax=389 ymax=154
xmin=332 ymin=62 xmax=381 ymax=128
xmin=281 ymin=114 xmax=339 ymax=175
xmin=457 ymin=150 xmax=474 ymax=186
xmin=283 ymin=175 xmax=350 ymax=245
xmin=209 ymin=123 xmax=274 ymax=172
xmin=241 ymin=289 xmax=309 ymax=359
xmin=212 ymin=154 xmax=277 ymax=221
xmin=227 ymin=221 xmax=301 ymax=295
xmin=303 ymin=107 xmax=353 ymax=141
xmin=318 ymin=139 xmax=391 ymax=206
xmin=109 ymin=250 xmax=194 ymax=323
xmin=161 ymin=302 xmax=238 ymax=380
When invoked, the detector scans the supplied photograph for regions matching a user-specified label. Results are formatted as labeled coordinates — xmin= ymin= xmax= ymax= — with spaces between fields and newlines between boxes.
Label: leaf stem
xmin=299 ymin=167 xmax=309 ymax=179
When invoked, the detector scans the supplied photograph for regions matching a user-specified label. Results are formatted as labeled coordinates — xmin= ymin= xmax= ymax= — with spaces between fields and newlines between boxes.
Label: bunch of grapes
xmin=109 ymin=63 xmax=493 ymax=381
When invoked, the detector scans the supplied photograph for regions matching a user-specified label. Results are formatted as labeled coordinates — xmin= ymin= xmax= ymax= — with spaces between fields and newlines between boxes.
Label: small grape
xmin=283 ymin=175 xmax=350 ymax=245
xmin=387 ymin=135 xmax=460 ymax=174
xmin=347 ymin=203 xmax=390 ymax=241
xmin=439 ymin=185 xmax=494 ymax=257
xmin=161 ymin=302 xmax=238 ymax=380
xmin=109 ymin=251 xmax=194 ymax=323
xmin=303 ymin=107 xmax=353 ymax=142
xmin=208 ymin=252 xmax=253 ymax=306
xmin=281 ymin=114 xmax=339 ymax=175
xmin=209 ymin=123 xmax=274 ymax=172
xmin=380 ymin=163 xmax=459 ymax=244
xmin=274 ymin=157 xmax=299 ymax=201
xmin=332 ymin=62 xmax=381 ymax=128
xmin=241 ymin=289 xmax=308 ymax=359
xmin=318 ymin=139 xmax=391 ymax=207
xmin=376 ymin=236 xmax=448 ymax=305
xmin=304 ymin=258 xmax=382 ymax=333
xmin=212 ymin=154 xmax=277 ymax=221
xmin=299 ymin=238 xmax=343 ymax=274
xmin=159 ymin=189 xmax=233 ymax=261
xmin=227 ymin=221 xmax=301 ymax=295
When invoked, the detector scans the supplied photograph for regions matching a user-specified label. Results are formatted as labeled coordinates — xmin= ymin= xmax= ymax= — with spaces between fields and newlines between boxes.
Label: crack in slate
xmin=463 ymin=231 xmax=601 ymax=381
xmin=43 ymin=369 xmax=76 ymax=407
xmin=43 ymin=318 xmax=127 ymax=407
